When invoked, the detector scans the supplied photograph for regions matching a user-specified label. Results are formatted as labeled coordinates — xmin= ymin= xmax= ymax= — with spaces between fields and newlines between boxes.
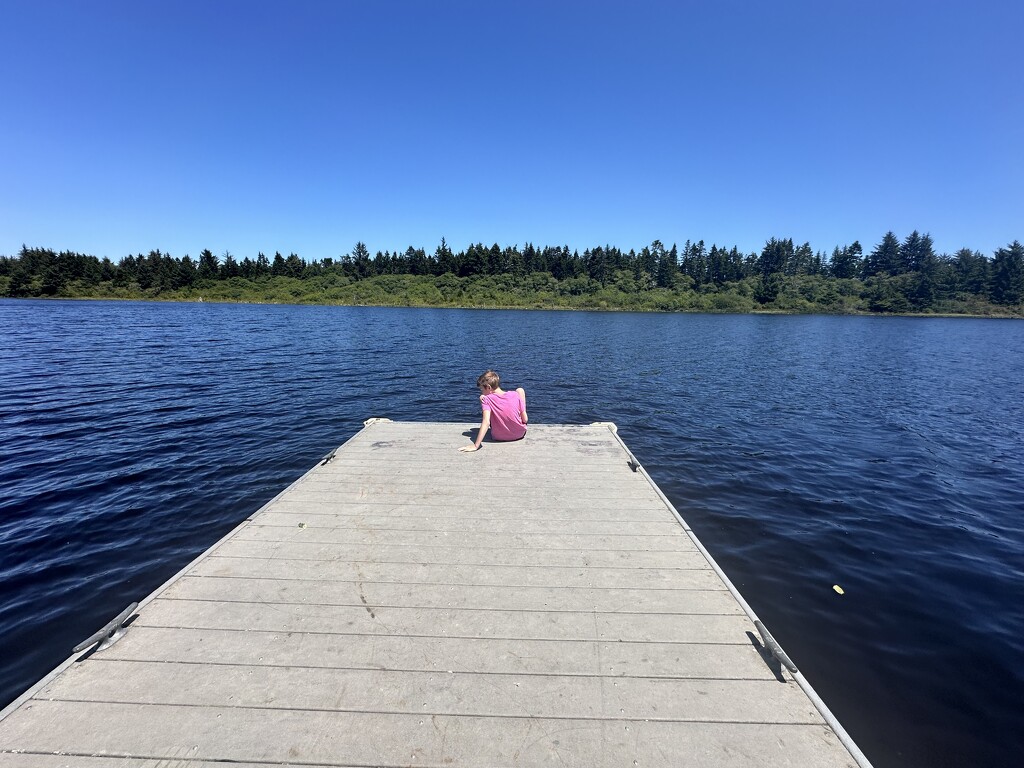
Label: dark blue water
xmin=1 ymin=299 xmax=1022 ymax=767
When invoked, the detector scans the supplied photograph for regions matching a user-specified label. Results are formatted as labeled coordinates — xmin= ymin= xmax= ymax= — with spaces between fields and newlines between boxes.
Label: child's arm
xmin=459 ymin=408 xmax=491 ymax=452
xmin=516 ymin=387 xmax=528 ymax=425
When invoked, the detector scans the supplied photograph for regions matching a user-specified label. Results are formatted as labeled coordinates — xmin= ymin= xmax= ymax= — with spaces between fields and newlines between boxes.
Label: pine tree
xmin=681 ymin=240 xmax=707 ymax=285
xmin=900 ymin=231 xmax=934 ymax=273
xmin=286 ymin=253 xmax=306 ymax=278
xmin=255 ymin=252 xmax=271 ymax=277
xmin=953 ymin=248 xmax=989 ymax=294
xmin=176 ymin=256 xmax=197 ymax=288
xmin=829 ymin=241 xmax=862 ymax=279
xmin=863 ymin=232 xmax=901 ymax=276
xmin=220 ymin=251 xmax=240 ymax=278
xmin=758 ymin=238 xmax=792 ymax=276
xmin=990 ymin=241 xmax=1024 ymax=305
xmin=435 ymin=238 xmax=456 ymax=275
xmin=197 ymin=249 xmax=219 ymax=280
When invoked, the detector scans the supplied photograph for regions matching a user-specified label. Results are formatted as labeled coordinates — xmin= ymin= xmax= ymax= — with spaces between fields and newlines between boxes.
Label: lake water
xmin=1 ymin=299 xmax=1022 ymax=767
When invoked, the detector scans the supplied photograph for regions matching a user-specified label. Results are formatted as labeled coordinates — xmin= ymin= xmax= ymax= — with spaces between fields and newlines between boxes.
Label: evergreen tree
xmin=585 ymin=247 xmax=608 ymax=284
xmin=912 ymin=250 xmax=940 ymax=309
xmin=707 ymin=245 xmax=744 ymax=284
xmin=707 ymin=245 xmax=725 ymax=284
xmin=787 ymin=242 xmax=815 ymax=275
xmin=100 ymin=257 xmax=117 ymax=282
xmin=302 ymin=259 xmax=323 ymax=279
xmin=220 ymin=251 xmax=240 ymax=278
xmin=632 ymin=243 xmax=655 ymax=285
xmin=348 ymin=242 xmax=371 ymax=278
xmin=286 ymin=253 xmax=305 ymax=278
xmin=650 ymin=241 xmax=673 ymax=288
xmin=953 ymin=248 xmax=989 ymax=294
xmin=656 ymin=243 xmax=678 ymax=288
xmin=865 ymin=275 xmax=912 ymax=312
xmin=754 ymin=273 xmax=784 ymax=304
xmin=864 ymin=232 xmax=902 ymax=276
xmin=754 ymin=238 xmax=794 ymax=304
xmin=681 ymin=240 xmax=707 ymax=285
xmin=990 ymin=241 xmax=1024 ymax=305
xmin=533 ymin=245 xmax=551 ymax=274
xmin=40 ymin=259 xmax=66 ymax=295
xmin=17 ymin=245 xmax=48 ymax=274
xmin=758 ymin=238 xmax=793 ymax=276
xmin=372 ymin=250 xmax=391 ymax=275
xmin=407 ymin=246 xmax=429 ymax=276
xmin=157 ymin=252 xmax=178 ymax=291
xmin=7 ymin=264 xmax=32 ymax=296
xmin=900 ymin=231 xmax=934 ymax=273
xmin=505 ymin=245 xmax=525 ymax=277
xmin=114 ymin=254 xmax=137 ymax=287
xmin=255 ymin=252 xmax=271 ymax=278
xmin=176 ymin=255 xmax=197 ymax=288
xmin=435 ymin=238 xmax=456 ymax=275
xmin=136 ymin=253 xmax=154 ymax=289
xmin=487 ymin=243 xmax=502 ymax=276
xmin=459 ymin=243 xmax=484 ymax=277
xmin=197 ymin=249 xmax=219 ymax=280
xmin=829 ymin=241 xmax=862 ymax=279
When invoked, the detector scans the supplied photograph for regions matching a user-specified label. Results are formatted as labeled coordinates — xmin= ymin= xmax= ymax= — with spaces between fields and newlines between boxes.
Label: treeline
xmin=2 ymin=233 xmax=1022 ymax=315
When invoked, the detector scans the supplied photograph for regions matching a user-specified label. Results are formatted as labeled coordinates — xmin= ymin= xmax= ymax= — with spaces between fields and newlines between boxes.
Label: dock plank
xmin=251 ymin=511 xmax=681 ymax=533
xmin=211 ymin=539 xmax=708 ymax=568
xmin=195 ymin=555 xmax=729 ymax=589
xmin=264 ymin=498 xmax=673 ymax=519
xmin=40 ymin=660 xmax=823 ymax=723
xmin=1 ymin=701 xmax=855 ymax=767
xmin=132 ymin=598 xmax=753 ymax=642
xmin=233 ymin=525 xmax=696 ymax=550
xmin=98 ymin=627 xmax=768 ymax=678
xmin=161 ymin=574 xmax=743 ymax=613
xmin=0 ymin=421 xmax=865 ymax=768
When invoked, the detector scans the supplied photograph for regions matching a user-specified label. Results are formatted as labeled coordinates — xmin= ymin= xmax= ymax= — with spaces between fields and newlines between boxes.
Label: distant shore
xmin=4 ymin=241 xmax=1023 ymax=319
xmin=4 ymin=278 xmax=1019 ymax=319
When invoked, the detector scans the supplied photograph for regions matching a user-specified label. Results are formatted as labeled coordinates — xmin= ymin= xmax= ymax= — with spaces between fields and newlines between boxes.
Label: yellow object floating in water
xmin=833 ymin=585 xmax=845 ymax=595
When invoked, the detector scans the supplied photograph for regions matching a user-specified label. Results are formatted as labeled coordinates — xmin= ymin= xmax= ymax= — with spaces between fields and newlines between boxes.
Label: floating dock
xmin=0 ymin=420 xmax=869 ymax=767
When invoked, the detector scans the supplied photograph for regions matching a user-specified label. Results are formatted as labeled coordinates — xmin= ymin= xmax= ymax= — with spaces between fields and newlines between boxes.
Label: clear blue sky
xmin=2 ymin=0 xmax=1021 ymax=262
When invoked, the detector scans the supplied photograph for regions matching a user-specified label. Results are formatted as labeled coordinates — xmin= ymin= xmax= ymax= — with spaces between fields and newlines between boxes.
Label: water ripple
xmin=0 ymin=301 xmax=1022 ymax=768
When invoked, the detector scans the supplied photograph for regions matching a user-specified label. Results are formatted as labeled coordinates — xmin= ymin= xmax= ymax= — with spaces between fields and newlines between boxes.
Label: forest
xmin=2 ymin=233 xmax=1022 ymax=316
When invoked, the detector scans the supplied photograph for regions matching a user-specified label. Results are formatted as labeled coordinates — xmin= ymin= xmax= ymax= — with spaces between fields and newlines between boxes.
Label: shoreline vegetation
xmin=3 ymin=234 xmax=1022 ymax=317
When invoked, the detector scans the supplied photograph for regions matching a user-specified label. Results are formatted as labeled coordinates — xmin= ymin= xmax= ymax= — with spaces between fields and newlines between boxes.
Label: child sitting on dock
xmin=459 ymin=370 xmax=527 ymax=452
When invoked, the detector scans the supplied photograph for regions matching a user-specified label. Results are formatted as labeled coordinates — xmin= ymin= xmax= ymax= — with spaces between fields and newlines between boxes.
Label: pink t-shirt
xmin=481 ymin=390 xmax=527 ymax=441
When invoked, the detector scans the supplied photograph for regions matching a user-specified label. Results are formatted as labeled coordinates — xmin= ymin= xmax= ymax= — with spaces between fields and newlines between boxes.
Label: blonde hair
xmin=477 ymin=370 xmax=500 ymax=390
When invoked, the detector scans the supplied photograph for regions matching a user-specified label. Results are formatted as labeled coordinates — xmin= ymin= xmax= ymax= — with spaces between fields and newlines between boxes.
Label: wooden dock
xmin=0 ymin=420 xmax=869 ymax=767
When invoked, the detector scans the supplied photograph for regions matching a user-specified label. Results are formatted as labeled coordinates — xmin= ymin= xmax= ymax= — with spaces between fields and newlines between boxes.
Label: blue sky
xmin=2 ymin=1 xmax=1021 ymax=262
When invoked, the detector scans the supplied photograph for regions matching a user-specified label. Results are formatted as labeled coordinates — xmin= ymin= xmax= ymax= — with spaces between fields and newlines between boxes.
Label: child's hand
xmin=458 ymin=445 xmax=479 ymax=452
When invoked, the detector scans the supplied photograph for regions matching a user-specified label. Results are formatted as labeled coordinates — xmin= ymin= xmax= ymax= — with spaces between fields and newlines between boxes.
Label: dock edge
xmin=594 ymin=421 xmax=875 ymax=768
